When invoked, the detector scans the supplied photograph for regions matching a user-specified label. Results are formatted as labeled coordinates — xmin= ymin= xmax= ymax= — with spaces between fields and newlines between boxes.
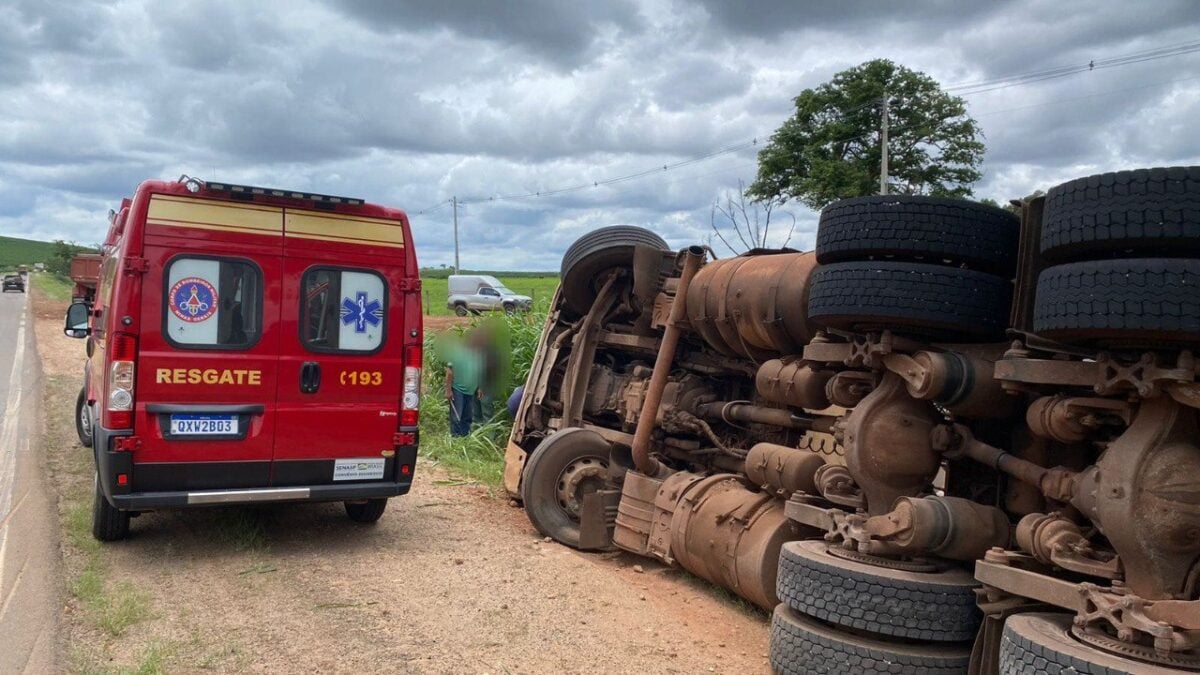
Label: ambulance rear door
xmin=273 ymin=207 xmax=410 ymax=486
xmin=133 ymin=192 xmax=283 ymax=490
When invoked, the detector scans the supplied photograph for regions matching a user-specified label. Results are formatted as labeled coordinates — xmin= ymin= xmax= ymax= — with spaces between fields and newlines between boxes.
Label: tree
xmin=708 ymin=180 xmax=797 ymax=256
xmin=46 ymin=240 xmax=76 ymax=276
xmin=747 ymin=59 xmax=984 ymax=210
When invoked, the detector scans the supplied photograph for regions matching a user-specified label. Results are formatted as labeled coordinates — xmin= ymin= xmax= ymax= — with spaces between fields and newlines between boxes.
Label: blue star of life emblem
xmin=341 ymin=291 xmax=382 ymax=333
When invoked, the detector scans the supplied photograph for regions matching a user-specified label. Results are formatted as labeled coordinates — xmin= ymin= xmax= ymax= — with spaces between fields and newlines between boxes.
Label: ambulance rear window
xmin=164 ymin=257 xmax=262 ymax=349
xmin=301 ymin=268 xmax=387 ymax=353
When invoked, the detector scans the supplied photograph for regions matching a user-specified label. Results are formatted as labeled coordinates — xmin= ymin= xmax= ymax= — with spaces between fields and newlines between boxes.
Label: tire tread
xmin=818 ymin=195 xmax=1019 ymax=274
xmin=771 ymin=605 xmax=970 ymax=675
xmin=1041 ymin=166 xmax=1200 ymax=260
xmin=777 ymin=541 xmax=980 ymax=642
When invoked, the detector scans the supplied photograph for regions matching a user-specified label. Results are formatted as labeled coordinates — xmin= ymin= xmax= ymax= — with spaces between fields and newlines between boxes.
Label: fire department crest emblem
xmin=170 ymin=277 xmax=218 ymax=323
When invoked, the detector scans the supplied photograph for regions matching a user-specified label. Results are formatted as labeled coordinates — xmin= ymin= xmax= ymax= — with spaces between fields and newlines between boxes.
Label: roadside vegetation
xmin=0 ymin=235 xmax=94 ymax=273
xmin=419 ymin=299 xmax=548 ymax=484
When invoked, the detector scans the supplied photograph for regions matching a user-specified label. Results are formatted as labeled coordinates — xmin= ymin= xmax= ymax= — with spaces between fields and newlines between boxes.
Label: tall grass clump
xmin=419 ymin=301 xmax=550 ymax=484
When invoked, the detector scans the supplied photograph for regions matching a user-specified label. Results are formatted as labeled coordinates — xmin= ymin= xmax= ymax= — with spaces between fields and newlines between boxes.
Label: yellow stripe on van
xmin=285 ymin=210 xmax=405 ymax=248
xmin=147 ymin=194 xmax=283 ymax=234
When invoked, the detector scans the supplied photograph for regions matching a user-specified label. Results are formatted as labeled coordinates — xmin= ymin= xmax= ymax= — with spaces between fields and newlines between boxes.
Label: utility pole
xmin=452 ymin=196 xmax=459 ymax=273
xmin=880 ymin=94 xmax=889 ymax=195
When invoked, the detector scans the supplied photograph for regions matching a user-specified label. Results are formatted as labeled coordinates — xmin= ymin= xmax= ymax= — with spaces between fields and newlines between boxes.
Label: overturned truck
xmin=505 ymin=166 xmax=1200 ymax=674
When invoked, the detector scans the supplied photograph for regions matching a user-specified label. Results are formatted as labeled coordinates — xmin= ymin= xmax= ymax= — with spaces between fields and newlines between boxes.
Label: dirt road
xmin=32 ymin=287 xmax=770 ymax=674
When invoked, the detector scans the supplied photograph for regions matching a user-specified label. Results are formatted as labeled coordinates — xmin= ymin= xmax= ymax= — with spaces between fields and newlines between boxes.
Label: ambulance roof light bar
xmin=186 ymin=177 xmax=364 ymax=206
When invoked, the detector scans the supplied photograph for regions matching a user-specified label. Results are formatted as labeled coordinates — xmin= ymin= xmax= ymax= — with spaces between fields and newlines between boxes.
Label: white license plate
xmin=170 ymin=414 xmax=238 ymax=436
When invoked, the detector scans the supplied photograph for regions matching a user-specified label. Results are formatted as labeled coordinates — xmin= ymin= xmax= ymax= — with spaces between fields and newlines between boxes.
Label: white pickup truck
xmin=447 ymin=275 xmax=532 ymax=315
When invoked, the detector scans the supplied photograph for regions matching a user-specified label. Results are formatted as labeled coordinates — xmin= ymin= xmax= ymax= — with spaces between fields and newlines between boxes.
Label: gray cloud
xmin=0 ymin=0 xmax=1198 ymax=269
xmin=325 ymin=0 xmax=644 ymax=67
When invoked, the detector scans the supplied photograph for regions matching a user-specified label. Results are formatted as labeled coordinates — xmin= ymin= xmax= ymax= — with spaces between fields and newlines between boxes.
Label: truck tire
xmin=1040 ymin=166 xmax=1200 ymax=262
xmin=807 ymin=261 xmax=1012 ymax=341
xmin=76 ymin=388 xmax=93 ymax=448
xmin=770 ymin=604 xmax=971 ymax=675
xmin=999 ymin=613 xmax=1179 ymax=675
xmin=92 ymin=475 xmax=130 ymax=542
xmin=503 ymin=302 xmax=516 ymax=314
xmin=778 ymin=540 xmax=981 ymax=642
xmin=817 ymin=195 xmax=1019 ymax=275
xmin=1033 ymin=259 xmax=1200 ymax=345
xmin=521 ymin=428 xmax=610 ymax=549
xmin=454 ymin=303 xmax=469 ymax=317
xmin=560 ymin=226 xmax=668 ymax=316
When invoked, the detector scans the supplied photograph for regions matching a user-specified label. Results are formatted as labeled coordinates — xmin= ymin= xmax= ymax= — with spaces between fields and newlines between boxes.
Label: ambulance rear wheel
xmin=344 ymin=498 xmax=387 ymax=523
xmin=92 ymin=475 xmax=130 ymax=542
xmin=454 ymin=303 xmax=469 ymax=317
xmin=76 ymin=388 xmax=93 ymax=448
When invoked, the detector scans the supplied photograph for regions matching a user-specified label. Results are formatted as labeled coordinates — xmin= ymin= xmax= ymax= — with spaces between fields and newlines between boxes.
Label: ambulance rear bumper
xmin=94 ymin=424 xmax=417 ymax=510
xmin=108 ymin=481 xmax=411 ymax=510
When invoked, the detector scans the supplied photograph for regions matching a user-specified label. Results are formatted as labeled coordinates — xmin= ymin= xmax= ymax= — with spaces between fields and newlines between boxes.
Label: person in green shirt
xmin=443 ymin=337 xmax=483 ymax=437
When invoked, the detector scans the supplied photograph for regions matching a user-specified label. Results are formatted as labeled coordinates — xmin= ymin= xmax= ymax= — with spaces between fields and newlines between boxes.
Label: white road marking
xmin=0 ymin=292 xmax=30 ymax=590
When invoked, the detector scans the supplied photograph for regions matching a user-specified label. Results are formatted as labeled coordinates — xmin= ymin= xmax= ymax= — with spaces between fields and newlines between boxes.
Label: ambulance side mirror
xmin=64 ymin=301 xmax=91 ymax=338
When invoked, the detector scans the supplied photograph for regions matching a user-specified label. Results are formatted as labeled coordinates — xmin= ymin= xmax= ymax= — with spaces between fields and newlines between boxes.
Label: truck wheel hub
xmin=556 ymin=458 xmax=607 ymax=519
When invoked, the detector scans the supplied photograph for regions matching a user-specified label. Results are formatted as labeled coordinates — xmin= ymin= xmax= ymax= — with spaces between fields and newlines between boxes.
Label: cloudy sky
xmin=1 ymin=0 xmax=1198 ymax=270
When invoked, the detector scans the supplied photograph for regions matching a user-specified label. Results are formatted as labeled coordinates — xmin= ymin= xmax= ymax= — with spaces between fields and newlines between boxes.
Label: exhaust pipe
xmin=631 ymin=246 xmax=705 ymax=476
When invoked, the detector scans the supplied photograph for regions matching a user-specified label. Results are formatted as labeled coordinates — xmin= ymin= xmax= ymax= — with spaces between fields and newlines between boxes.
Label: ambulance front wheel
xmin=344 ymin=498 xmax=388 ymax=523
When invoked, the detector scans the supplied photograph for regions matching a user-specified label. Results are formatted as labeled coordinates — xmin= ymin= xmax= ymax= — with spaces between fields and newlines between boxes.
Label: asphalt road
xmin=0 ymin=286 xmax=62 ymax=672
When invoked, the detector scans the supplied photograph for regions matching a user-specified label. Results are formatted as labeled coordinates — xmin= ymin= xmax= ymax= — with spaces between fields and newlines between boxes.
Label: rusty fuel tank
xmin=611 ymin=470 xmax=801 ymax=609
xmin=670 ymin=474 xmax=798 ymax=610
xmin=686 ymin=251 xmax=818 ymax=360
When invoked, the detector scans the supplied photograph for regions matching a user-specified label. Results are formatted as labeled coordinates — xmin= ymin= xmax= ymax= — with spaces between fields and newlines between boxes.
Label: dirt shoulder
xmin=33 ymin=288 xmax=769 ymax=674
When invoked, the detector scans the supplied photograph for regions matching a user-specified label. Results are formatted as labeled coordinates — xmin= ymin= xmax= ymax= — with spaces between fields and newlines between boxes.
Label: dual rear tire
xmin=1032 ymin=167 xmax=1200 ymax=347
xmin=770 ymin=540 xmax=976 ymax=674
xmin=809 ymin=196 xmax=1019 ymax=342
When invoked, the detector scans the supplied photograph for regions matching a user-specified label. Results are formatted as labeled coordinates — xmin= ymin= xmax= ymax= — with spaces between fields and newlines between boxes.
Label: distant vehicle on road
xmin=2 ymin=274 xmax=24 ymax=293
xmin=63 ymin=177 xmax=423 ymax=541
xmin=447 ymin=274 xmax=531 ymax=315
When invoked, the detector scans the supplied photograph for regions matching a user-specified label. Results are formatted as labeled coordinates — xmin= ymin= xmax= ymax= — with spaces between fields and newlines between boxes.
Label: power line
xmin=945 ymin=39 xmax=1200 ymax=95
xmin=971 ymin=74 xmax=1200 ymax=117
xmin=416 ymin=39 xmax=1200 ymax=212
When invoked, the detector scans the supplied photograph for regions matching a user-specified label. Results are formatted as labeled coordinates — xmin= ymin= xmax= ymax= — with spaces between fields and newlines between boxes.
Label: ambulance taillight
xmin=106 ymin=332 xmax=137 ymax=429
xmin=400 ymin=345 xmax=421 ymax=427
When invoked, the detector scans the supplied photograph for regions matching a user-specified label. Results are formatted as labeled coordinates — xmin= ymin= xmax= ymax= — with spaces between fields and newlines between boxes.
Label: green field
xmin=419 ymin=274 xmax=559 ymax=316
xmin=0 ymin=235 xmax=59 ymax=271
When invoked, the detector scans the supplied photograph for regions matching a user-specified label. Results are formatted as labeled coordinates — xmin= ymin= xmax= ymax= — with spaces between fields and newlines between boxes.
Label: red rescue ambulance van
xmin=64 ymin=178 xmax=423 ymax=541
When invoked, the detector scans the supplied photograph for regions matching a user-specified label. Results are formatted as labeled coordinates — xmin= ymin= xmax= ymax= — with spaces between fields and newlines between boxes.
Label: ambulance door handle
xmin=300 ymin=361 xmax=321 ymax=394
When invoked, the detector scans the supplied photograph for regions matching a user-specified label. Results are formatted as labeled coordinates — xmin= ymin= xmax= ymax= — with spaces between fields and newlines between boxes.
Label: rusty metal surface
xmin=1072 ymin=396 xmax=1200 ymax=600
xmin=686 ymin=251 xmax=818 ymax=359
xmin=744 ymin=443 xmax=824 ymax=497
xmin=669 ymin=474 xmax=798 ymax=610
xmin=975 ymin=555 xmax=1086 ymax=613
xmin=631 ymin=247 xmax=705 ymax=476
xmin=1016 ymin=512 xmax=1120 ymax=579
xmin=865 ymin=496 xmax=1011 ymax=562
xmin=611 ymin=470 xmax=664 ymax=556
xmin=843 ymin=372 xmax=941 ymax=515
xmin=756 ymin=358 xmax=831 ymax=410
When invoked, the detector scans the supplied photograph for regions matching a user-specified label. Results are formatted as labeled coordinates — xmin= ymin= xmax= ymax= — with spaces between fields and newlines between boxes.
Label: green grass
xmin=67 ymin=502 xmax=154 ymax=637
xmin=419 ymin=275 xmax=559 ymax=316
xmin=0 ymin=235 xmax=58 ymax=270
xmin=419 ymin=302 xmax=548 ymax=483
xmin=33 ymin=273 xmax=73 ymax=303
